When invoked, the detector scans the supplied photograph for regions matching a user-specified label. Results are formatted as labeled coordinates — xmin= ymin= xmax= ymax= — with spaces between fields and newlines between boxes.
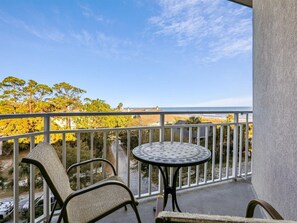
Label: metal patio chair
xmin=155 ymin=196 xmax=286 ymax=223
xmin=22 ymin=142 xmax=141 ymax=223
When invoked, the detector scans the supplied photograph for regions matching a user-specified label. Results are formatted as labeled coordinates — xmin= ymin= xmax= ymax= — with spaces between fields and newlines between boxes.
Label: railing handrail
xmin=0 ymin=122 xmax=253 ymax=142
xmin=0 ymin=107 xmax=253 ymax=119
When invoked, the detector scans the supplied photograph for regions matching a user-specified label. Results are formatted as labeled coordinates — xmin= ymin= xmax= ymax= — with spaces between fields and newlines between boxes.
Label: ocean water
xmin=127 ymin=106 xmax=252 ymax=120
xmin=160 ymin=106 xmax=252 ymax=112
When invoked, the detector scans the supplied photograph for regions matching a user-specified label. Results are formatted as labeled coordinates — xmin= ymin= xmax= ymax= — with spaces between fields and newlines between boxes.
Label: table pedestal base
xmin=158 ymin=166 xmax=182 ymax=212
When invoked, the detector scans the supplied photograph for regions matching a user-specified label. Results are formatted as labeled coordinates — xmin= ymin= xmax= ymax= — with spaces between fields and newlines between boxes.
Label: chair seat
xmin=67 ymin=176 xmax=132 ymax=223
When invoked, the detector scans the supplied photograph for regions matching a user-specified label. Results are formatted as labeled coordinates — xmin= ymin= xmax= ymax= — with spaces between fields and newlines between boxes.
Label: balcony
xmin=0 ymin=107 xmax=253 ymax=222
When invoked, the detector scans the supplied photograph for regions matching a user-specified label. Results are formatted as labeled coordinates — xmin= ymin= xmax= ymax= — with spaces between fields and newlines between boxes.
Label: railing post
xmin=43 ymin=115 xmax=50 ymax=221
xmin=232 ymin=113 xmax=239 ymax=179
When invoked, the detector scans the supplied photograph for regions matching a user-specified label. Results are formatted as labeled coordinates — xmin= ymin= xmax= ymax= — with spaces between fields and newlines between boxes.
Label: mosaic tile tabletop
xmin=132 ymin=142 xmax=211 ymax=167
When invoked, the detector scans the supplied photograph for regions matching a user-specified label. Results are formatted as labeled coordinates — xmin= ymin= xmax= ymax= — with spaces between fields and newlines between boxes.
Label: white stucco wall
xmin=252 ymin=0 xmax=297 ymax=220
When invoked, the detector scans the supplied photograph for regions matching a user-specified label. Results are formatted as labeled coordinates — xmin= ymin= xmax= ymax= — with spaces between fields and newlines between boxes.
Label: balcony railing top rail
xmin=0 ymin=106 xmax=252 ymax=119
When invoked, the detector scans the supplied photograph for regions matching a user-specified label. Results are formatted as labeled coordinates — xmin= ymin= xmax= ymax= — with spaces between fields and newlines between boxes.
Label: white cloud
xmin=79 ymin=4 xmax=108 ymax=24
xmin=0 ymin=11 xmax=136 ymax=58
xmin=70 ymin=30 xmax=138 ymax=59
xmin=149 ymin=0 xmax=252 ymax=61
xmin=0 ymin=12 xmax=65 ymax=42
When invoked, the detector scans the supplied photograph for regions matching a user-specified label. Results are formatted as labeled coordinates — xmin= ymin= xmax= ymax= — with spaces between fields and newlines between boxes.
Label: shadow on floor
xmin=98 ymin=178 xmax=263 ymax=223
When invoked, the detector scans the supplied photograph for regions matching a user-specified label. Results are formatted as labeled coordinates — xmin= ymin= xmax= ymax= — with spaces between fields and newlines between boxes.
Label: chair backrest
xmin=22 ymin=142 xmax=73 ymax=204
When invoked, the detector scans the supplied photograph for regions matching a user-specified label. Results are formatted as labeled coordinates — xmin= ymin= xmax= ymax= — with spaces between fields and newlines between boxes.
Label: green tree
xmin=0 ymin=76 xmax=26 ymax=113
xmin=77 ymin=98 xmax=113 ymax=128
xmin=185 ymin=116 xmax=202 ymax=124
xmin=51 ymin=82 xmax=86 ymax=129
xmin=51 ymin=82 xmax=86 ymax=112
xmin=226 ymin=114 xmax=234 ymax=123
xmin=23 ymin=80 xmax=53 ymax=113
xmin=116 ymin=102 xmax=123 ymax=111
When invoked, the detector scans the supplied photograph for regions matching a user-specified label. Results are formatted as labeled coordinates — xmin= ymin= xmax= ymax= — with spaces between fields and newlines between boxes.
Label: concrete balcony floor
xmin=99 ymin=178 xmax=263 ymax=223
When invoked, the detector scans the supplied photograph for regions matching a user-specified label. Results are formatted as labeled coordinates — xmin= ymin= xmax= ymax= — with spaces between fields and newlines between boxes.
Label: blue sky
xmin=0 ymin=0 xmax=252 ymax=108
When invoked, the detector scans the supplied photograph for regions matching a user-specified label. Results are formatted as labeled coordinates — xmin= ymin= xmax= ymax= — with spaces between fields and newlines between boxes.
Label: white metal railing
xmin=0 ymin=108 xmax=253 ymax=222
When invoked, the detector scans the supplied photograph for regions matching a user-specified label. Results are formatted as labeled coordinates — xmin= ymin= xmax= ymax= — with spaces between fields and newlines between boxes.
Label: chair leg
xmin=131 ymin=202 xmax=142 ymax=223
xmin=48 ymin=200 xmax=58 ymax=223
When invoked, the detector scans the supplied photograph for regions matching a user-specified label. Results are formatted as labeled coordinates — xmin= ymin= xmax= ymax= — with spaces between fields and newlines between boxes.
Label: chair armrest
xmin=57 ymin=180 xmax=136 ymax=223
xmin=246 ymin=199 xmax=284 ymax=220
xmin=156 ymin=211 xmax=290 ymax=223
xmin=66 ymin=158 xmax=117 ymax=176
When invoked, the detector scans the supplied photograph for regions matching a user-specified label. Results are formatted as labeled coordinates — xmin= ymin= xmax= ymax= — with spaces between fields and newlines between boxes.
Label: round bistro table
xmin=132 ymin=141 xmax=211 ymax=212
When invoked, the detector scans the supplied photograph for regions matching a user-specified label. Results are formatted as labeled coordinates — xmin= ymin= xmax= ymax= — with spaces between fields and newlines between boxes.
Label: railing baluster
xmin=187 ymin=127 xmax=192 ymax=186
xmin=204 ymin=126 xmax=209 ymax=183
xmin=103 ymin=131 xmax=107 ymax=179
xmin=13 ymin=139 xmax=19 ymax=223
xmin=116 ymin=130 xmax=119 ymax=174
xmin=149 ymin=129 xmax=153 ymax=143
xmin=29 ymin=136 xmax=35 ymax=223
xmin=90 ymin=132 xmax=94 ymax=184
xmin=127 ymin=130 xmax=131 ymax=188
xmin=43 ymin=115 xmax=50 ymax=220
xmin=196 ymin=126 xmax=201 ymax=185
xmin=239 ymin=124 xmax=243 ymax=177
xmin=179 ymin=127 xmax=183 ymax=188
xmin=170 ymin=128 xmax=174 ymax=186
xmin=62 ymin=133 xmax=66 ymax=168
xmin=148 ymin=129 xmax=152 ymax=194
xmin=212 ymin=125 xmax=216 ymax=182
xmin=232 ymin=113 xmax=239 ymax=179
xmin=226 ymin=125 xmax=230 ymax=178
xmin=138 ymin=130 xmax=142 ymax=197
xmin=160 ymin=114 xmax=165 ymax=142
xmin=77 ymin=133 xmax=81 ymax=190
xmin=180 ymin=127 xmax=183 ymax=142
xmin=245 ymin=114 xmax=249 ymax=179
xmin=219 ymin=125 xmax=223 ymax=180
